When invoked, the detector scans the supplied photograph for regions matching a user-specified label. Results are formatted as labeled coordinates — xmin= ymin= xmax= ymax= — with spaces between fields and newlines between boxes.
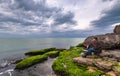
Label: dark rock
xmin=11 ymin=59 xmax=23 ymax=64
xmin=83 ymin=25 xmax=120 ymax=50
xmin=83 ymin=34 xmax=120 ymax=50
xmin=114 ymin=25 xmax=120 ymax=34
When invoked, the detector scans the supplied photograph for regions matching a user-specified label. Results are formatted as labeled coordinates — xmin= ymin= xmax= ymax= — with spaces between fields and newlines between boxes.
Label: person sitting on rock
xmin=82 ymin=37 xmax=101 ymax=58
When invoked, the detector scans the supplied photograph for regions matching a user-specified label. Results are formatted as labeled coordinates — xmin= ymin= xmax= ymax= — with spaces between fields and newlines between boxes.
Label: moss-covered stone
xmin=76 ymin=43 xmax=84 ymax=47
xmin=15 ymin=55 xmax=48 ymax=69
xmin=45 ymin=51 xmax=59 ymax=58
xmin=113 ymin=62 xmax=120 ymax=75
xmin=52 ymin=46 xmax=103 ymax=76
xmin=25 ymin=48 xmax=56 ymax=56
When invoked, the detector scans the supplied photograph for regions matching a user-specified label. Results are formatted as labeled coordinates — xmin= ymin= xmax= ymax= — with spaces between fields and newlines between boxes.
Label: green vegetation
xmin=113 ymin=63 xmax=120 ymax=75
xmin=25 ymin=48 xmax=56 ymax=56
xmin=16 ymin=48 xmax=60 ymax=69
xmin=45 ymin=50 xmax=59 ymax=58
xmin=15 ymin=55 xmax=48 ymax=69
xmin=52 ymin=46 xmax=104 ymax=76
xmin=76 ymin=43 xmax=84 ymax=47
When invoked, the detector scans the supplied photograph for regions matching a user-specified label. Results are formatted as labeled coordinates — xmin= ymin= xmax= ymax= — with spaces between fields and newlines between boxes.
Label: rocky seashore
xmin=1 ymin=25 xmax=120 ymax=76
xmin=73 ymin=25 xmax=120 ymax=76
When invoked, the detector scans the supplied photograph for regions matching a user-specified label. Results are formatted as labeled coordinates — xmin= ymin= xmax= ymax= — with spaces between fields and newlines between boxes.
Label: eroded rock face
xmin=83 ymin=34 xmax=120 ymax=50
xmin=83 ymin=25 xmax=120 ymax=50
xmin=100 ymin=50 xmax=120 ymax=61
xmin=73 ymin=57 xmax=113 ymax=71
xmin=114 ymin=25 xmax=120 ymax=34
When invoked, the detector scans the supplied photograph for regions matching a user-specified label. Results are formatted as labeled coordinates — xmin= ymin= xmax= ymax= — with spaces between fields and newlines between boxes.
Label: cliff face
xmin=84 ymin=25 xmax=120 ymax=50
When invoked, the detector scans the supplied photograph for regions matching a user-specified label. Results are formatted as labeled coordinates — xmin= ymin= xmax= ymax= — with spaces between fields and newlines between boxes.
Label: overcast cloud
xmin=0 ymin=0 xmax=119 ymax=37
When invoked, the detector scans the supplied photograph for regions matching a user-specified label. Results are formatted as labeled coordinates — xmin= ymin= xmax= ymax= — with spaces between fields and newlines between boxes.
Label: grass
xmin=52 ymin=46 xmax=104 ymax=76
xmin=25 ymin=48 xmax=56 ymax=56
xmin=15 ymin=55 xmax=48 ymax=69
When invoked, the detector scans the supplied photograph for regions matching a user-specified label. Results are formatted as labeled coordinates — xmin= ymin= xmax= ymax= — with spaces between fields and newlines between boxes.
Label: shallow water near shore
xmin=0 ymin=38 xmax=85 ymax=76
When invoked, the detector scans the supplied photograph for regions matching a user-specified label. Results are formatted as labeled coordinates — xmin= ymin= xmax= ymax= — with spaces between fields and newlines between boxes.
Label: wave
xmin=0 ymin=69 xmax=14 ymax=76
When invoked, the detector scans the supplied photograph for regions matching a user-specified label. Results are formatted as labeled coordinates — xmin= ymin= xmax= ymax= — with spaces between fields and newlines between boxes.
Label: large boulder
xmin=83 ymin=25 xmax=120 ymax=50
xmin=73 ymin=57 xmax=113 ymax=71
xmin=114 ymin=25 xmax=120 ymax=34
xmin=84 ymin=34 xmax=120 ymax=50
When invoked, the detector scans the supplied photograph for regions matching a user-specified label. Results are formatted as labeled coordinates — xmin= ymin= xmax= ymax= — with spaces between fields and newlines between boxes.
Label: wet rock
xmin=0 ymin=61 xmax=9 ymax=68
xmin=11 ymin=59 xmax=23 ymax=64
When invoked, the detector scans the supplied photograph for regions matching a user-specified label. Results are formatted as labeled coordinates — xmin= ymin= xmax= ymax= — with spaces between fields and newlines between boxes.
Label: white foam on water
xmin=0 ymin=69 xmax=14 ymax=76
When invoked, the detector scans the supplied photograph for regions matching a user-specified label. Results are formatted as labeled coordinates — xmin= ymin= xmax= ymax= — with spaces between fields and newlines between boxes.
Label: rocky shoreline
xmin=1 ymin=25 xmax=120 ymax=76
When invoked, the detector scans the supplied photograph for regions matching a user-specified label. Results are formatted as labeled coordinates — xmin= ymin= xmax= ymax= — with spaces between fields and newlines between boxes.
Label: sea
xmin=0 ymin=38 xmax=85 ymax=76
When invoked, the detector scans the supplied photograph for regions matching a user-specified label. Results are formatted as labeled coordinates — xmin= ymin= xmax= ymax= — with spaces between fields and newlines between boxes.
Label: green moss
xmin=52 ymin=46 xmax=103 ymax=76
xmin=25 ymin=48 xmax=56 ymax=56
xmin=15 ymin=55 xmax=48 ymax=69
xmin=113 ymin=63 xmax=120 ymax=75
xmin=76 ymin=43 xmax=84 ymax=47
xmin=45 ymin=51 xmax=59 ymax=58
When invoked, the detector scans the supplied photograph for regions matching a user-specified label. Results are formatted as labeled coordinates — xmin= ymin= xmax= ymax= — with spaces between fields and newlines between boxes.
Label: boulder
xmin=114 ymin=25 xmax=120 ymax=34
xmin=83 ymin=25 xmax=120 ymax=50
xmin=100 ymin=50 xmax=120 ymax=61
xmin=73 ymin=57 xmax=113 ymax=71
xmin=83 ymin=34 xmax=120 ymax=50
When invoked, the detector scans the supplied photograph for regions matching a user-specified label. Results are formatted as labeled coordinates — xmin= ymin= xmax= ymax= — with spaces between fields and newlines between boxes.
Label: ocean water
xmin=0 ymin=38 xmax=85 ymax=60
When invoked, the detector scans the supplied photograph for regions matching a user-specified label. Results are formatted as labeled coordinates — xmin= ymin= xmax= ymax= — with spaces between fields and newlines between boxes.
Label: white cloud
xmin=46 ymin=0 xmax=116 ymax=31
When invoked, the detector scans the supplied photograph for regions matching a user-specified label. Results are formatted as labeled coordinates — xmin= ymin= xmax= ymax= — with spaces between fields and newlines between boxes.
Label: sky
xmin=0 ymin=0 xmax=120 ymax=38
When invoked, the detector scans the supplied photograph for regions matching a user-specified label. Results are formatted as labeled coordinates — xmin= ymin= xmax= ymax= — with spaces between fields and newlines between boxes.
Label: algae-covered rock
xmin=45 ymin=51 xmax=59 ymax=58
xmin=113 ymin=63 xmax=120 ymax=76
xmin=76 ymin=43 xmax=84 ymax=47
xmin=15 ymin=55 xmax=48 ymax=69
xmin=25 ymin=48 xmax=56 ymax=56
xmin=52 ymin=47 xmax=103 ymax=76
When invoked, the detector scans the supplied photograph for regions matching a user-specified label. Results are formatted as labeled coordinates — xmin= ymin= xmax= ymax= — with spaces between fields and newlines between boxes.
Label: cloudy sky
xmin=0 ymin=0 xmax=120 ymax=37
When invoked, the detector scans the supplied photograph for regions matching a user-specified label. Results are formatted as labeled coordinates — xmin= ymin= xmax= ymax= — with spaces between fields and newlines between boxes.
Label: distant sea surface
xmin=0 ymin=38 xmax=85 ymax=60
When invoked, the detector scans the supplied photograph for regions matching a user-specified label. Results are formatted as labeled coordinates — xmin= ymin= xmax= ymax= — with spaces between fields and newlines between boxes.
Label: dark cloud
xmin=0 ymin=0 xmax=76 ymax=35
xmin=53 ymin=12 xmax=76 ymax=25
xmin=102 ymin=0 xmax=113 ymax=2
xmin=91 ymin=0 xmax=120 ymax=28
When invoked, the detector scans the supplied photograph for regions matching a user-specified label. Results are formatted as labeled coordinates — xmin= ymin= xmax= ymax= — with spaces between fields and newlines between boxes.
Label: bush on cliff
xmin=52 ymin=46 xmax=103 ymax=76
